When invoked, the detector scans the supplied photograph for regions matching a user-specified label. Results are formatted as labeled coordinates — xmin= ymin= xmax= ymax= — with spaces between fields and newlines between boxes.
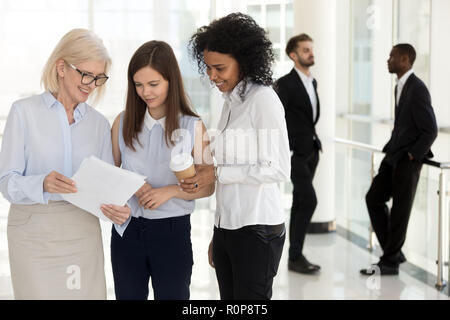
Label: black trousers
xmin=366 ymin=155 xmax=423 ymax=267
xmin=212 ymin=226 xmax=285 ymax=300
xmin=111 ymin=215 xmax=193 ymax=300
xmin=288 ymin=150 xmax=319 ymax=261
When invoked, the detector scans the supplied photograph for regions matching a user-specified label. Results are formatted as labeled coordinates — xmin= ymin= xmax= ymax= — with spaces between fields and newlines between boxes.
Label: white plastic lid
xmin=169 ymin=153 xmax=193 ymax=172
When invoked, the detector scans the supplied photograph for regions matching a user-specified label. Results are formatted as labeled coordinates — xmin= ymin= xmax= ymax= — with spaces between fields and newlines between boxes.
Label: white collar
xmin=294 ymin=67 xmax=314 ymax=83
xmin=396 ymin=69 xmax=414 ymax=86
xmin=222 ymin=79 xmax=254 ymax=104
xmin=144 ymin=109 xmax=166 ymax=131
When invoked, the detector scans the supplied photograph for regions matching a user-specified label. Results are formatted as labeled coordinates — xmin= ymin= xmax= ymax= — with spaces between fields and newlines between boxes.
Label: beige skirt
xmin=7 ymin=201 xmax=106 ymax=300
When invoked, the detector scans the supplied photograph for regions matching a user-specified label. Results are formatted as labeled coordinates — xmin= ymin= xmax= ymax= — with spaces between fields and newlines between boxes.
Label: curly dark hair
xmin=189 ymin=12 xmax=275 ymax=99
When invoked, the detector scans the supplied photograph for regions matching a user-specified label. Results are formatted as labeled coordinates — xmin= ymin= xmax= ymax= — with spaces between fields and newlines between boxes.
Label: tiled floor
xmin=0 ymin=198 xmax=448 ymax=300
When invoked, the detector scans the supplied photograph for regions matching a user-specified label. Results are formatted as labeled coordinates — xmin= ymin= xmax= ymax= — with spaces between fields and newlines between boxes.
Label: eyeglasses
xmin=68 ymin=63 xmax=109 ymax=86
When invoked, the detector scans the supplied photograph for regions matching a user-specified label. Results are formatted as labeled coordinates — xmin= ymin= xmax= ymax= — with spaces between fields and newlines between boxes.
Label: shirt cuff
xmin=113 ymin=215 xmax=132 ymax=237
xmin=8 ymin=173 xmax=49 ymax=204
xmin=43 ymin=191 xmax=51 ymax=204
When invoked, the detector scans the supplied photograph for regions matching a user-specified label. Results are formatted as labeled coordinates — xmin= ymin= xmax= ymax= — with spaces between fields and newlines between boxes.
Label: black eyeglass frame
xmin=68 ymin=63 xmax=109 ymax=86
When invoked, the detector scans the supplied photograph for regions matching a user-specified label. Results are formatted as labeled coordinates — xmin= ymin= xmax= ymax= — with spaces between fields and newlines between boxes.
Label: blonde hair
xmin=41 ymin=28 xmax=112 ymax=104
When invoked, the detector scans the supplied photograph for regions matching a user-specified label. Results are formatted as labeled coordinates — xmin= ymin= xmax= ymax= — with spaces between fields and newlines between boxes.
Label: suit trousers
xmin=288 ymin=150 xmax=319 ymax=261
xmin=111 ymin=215 xmax=193 ymax=300
xmin=212 ymin=226 xmax=285 ymax=300
xmin=366 ymin=155 xmax=422 ymax=267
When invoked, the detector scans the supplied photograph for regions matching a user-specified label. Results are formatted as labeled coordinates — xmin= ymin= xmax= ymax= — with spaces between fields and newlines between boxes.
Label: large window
xmin=90 ymin=0 xmax=212 ymax=125
xmin=0 ymin=0 xmax=212 ymax=134
xmin=246 ymin=0 xmax=293 ymax=79
xmin=396 ymin=0 xmax=431 ymax=87
xmin=0 ymin=0 xmax=90 ymax=133
xmin=351 ymin=0 xmax=373 ymax=117
xmin=346 ymin=0 xmax=431 ymax=121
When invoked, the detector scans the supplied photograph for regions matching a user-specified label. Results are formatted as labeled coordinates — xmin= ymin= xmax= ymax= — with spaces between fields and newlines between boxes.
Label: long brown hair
xmin=123 ymin=40 xmax=198 ymax=150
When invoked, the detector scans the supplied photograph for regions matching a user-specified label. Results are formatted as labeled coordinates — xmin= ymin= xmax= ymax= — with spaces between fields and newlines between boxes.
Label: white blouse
xmin=213 ymin=80 xmax=291 ymax=229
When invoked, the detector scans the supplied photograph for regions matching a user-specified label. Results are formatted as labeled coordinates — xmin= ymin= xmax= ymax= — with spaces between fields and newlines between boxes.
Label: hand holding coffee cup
xmin=170 ymin=153 xmax=196 ymax=183
xmin=179 ymin=164 xmax=216 ymax=194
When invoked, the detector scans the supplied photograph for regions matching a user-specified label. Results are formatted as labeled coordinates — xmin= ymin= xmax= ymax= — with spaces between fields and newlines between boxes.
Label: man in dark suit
xmin=360 ymin=44 xmax=438 ymax=276
xmin=274 ymin=34 xmax=322 ymax=274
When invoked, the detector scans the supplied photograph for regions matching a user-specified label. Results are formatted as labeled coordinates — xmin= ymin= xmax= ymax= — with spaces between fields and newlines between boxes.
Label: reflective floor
xmin=0 ymin=196 xmax=448 ymax=300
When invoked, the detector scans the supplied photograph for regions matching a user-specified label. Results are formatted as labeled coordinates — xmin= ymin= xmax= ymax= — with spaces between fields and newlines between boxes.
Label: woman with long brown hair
xmin=110 ymin=40 xmax=214 ymax=300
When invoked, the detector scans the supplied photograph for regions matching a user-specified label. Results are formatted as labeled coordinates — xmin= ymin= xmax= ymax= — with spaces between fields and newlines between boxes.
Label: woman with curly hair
xmin=182 ymin=12 xmax=291 ymax=300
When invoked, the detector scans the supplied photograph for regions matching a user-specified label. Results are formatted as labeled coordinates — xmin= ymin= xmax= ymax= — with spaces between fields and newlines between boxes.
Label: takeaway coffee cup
xmin=170 ymin=153 xmax=196 ymax=181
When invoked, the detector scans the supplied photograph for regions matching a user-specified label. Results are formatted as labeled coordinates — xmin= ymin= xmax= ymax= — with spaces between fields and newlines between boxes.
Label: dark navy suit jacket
xmin=383 ymin=73 xmax=438 ymax=165
xmin=274 ymin=68 xmax=321 ymax=160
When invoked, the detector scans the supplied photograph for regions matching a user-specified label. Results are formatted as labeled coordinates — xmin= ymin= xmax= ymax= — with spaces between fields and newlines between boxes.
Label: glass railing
xmin=335 ymin=137 xmax=450 ymax=290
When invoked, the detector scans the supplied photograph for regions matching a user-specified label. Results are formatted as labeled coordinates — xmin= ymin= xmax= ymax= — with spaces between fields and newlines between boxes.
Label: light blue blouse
xmin=114 ymin=110 xmax=198 ymax=236
xmin=0 ymin=92 xmax=114 ymax=205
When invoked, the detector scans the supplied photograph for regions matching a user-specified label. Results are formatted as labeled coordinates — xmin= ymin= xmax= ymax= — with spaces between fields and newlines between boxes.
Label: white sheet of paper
xmin=62 ymin=156 xmax=146 ymax=223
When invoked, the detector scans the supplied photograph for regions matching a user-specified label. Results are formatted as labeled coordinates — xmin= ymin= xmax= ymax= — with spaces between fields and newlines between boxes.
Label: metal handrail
xmin=425 ymin=159 xmax=450 ymax=169
xmin=336 ymin=113 xmax=450 ymax=135
xmin=335 ymin=137 xmax=449 ymax=291
xmin=335 ymin=137 xmax=450 ymax=169
xmin=334 ymin=137 xmax=383 ymax=154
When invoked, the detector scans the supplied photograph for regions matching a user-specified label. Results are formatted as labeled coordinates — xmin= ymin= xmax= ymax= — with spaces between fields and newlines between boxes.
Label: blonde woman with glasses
xmin=0 ymin=29 xmax=130 ymax=299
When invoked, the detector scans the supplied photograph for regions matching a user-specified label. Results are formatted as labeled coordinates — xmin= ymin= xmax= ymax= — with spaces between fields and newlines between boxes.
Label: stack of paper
xmin=62 ymin=156 xmax=146 ymax=222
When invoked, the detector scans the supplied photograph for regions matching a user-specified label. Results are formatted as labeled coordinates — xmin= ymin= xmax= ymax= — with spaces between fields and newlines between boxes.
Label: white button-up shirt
xmin=396 ymin=68 xmax=414 ymax=105
xmin=212 ymin=81 xmax=291 ymax=230
xmin=295 ymin=67 xmax=318 ymax=122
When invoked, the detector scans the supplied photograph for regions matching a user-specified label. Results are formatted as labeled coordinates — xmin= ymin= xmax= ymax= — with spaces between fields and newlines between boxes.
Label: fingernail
xmin=181 ymin=180 xmax=184 ymax=183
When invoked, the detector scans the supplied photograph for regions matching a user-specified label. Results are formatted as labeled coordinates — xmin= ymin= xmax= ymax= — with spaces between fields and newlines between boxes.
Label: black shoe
xmin=288 ymin=256 xmax=321 ymax=274
xmin=398 ymin=251 xmax=407 ymax=264
xmin=360 ymin=262 xmax=398 ymax=276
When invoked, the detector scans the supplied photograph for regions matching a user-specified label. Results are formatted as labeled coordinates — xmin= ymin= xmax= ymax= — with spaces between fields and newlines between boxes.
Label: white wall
xmin=293 ymin=0 xmax=336 ymax=224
